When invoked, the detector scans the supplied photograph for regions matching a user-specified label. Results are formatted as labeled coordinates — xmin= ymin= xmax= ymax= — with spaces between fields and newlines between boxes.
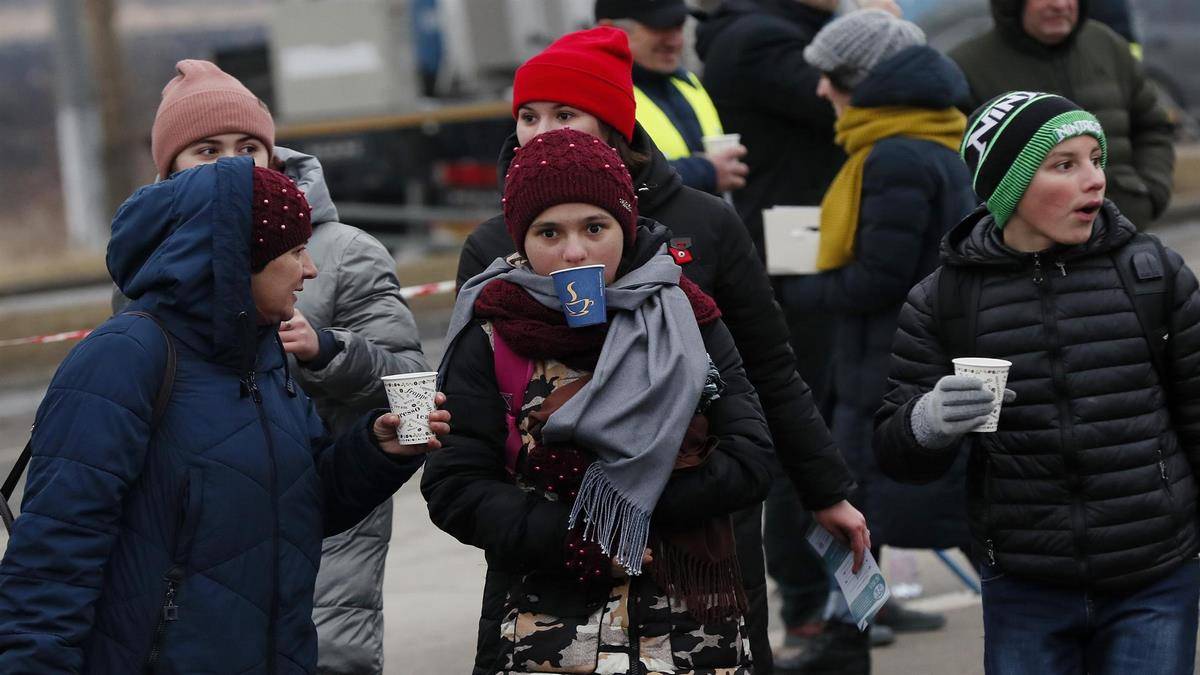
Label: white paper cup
xmin=381 ymin=371 xmax=438 ymax=444
xmin=702 ymin=132 xmax=742 ymax=156
xmin=952 ymin=357 xmax=1012 ymax=433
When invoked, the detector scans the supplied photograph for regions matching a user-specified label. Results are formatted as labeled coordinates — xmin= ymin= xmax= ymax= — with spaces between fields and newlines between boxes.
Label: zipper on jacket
xmin=1032 ymin=253 xmax=1045 ymax=285
xmin=985 ymin=539 xmax=996 ymax=566
xmin=1039 ymin=270 xmax=1092 ymax=581
xmin=144 ymin=565 xmax=184 ymax=671
xmin=627 ymin=576 xmax=643 ymax=675
xmin=1055 ymin=261 xmax=1067 ymax=277
xmin=241 ymin=367 xmax=280 ymax=673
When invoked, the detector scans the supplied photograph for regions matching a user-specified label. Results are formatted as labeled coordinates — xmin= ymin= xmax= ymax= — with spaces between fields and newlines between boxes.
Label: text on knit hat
xmin=960 ymin=91 xmax=1107 ymax=228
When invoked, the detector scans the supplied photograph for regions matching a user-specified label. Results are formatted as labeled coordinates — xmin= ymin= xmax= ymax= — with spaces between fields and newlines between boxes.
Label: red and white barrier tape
xmin=0 ymin=279 xmax=457 ymax=349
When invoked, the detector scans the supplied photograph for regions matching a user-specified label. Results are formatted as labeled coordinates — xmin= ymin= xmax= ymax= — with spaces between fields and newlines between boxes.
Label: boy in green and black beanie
xmin=875 ymin=91 xmax=1200 ymax=673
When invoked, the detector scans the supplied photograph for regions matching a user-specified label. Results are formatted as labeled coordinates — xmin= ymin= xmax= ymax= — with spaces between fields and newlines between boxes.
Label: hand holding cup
xmin=373 ymin=391 xmax=451 ymax=456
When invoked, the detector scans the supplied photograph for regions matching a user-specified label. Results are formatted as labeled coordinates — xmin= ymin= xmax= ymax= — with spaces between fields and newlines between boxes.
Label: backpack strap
xmin=492 ymin=328 xmax=534 ymax=476
xmin=1110 ymin=232 xmax=1173 ymax=388
xmin=933 ymin=265 xmax=982 ymax=361
xmin=0 ymin=311 xmax=177 ymax=533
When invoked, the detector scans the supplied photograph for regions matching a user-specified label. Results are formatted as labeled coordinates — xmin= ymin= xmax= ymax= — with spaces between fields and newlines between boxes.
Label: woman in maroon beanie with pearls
xmin=0 ymin=158 xmax=449 ymax=672
xmin=422 ymin=128 xmax=774 ymax=674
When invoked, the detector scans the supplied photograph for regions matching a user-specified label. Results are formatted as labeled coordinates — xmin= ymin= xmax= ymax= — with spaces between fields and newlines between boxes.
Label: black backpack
xmin=932 ymin=232 xmax=1174 ymax=386
xmin=0 ymin=311 xmax=177 ymax=533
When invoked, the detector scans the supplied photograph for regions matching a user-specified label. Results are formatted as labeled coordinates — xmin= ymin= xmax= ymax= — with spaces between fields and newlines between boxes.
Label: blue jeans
xmin=981 ymin=557 xmax=1200 ymax=675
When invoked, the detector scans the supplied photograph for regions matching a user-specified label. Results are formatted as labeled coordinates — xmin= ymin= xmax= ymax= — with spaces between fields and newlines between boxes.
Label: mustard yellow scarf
xmin=817 ymin=106 xmax=967 ymax=271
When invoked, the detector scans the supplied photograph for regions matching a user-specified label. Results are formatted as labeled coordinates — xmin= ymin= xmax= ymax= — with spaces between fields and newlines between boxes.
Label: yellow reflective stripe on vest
xmin=634 ymin=72 xmax=724 ymax=161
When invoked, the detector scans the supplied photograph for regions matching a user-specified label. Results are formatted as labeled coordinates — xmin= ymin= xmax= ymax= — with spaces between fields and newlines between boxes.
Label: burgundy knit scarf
xmin=476 ymin=276 xmax=748 ymax=623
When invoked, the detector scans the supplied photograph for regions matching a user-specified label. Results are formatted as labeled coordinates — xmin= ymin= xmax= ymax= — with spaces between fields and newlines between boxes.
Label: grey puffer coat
xmin=276 ymin=147 xmax=428 ymax=674
xmin=875 ymin=203 xmax=1200 ymax=591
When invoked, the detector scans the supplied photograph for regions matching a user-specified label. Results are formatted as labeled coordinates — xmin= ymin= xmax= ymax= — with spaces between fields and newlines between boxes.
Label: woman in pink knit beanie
xmin=150 ymin=59 xmax=275 ymax=179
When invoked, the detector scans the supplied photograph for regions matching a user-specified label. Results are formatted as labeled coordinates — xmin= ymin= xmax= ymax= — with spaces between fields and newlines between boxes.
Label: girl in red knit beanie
xmin=425 ymin=128 xmax=772 ymax=673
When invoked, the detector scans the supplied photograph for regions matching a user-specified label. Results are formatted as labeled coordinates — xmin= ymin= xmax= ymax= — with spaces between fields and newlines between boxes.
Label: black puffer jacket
xmin=427 ymin=226 xmax=774 ymax=674
xmin=949 ymin=0 xmax=1175 ymax=226
xmin=457 ymin=127 xmax=853 ymax=672
xmin=694 ymin=0 xmax=843 ymax=253
xmin=874 ymin=203 xmax=1200 ymax=591
xmin=778 ymin=46 xmax=977 ymax=549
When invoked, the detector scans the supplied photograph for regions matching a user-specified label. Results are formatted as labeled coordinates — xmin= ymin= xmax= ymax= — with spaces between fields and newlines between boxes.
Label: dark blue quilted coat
xmin=0 ymin=158 xmax=422 ymax=673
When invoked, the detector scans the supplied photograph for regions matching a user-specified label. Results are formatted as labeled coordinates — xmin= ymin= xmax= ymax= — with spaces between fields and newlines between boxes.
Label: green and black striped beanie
xmin=960 ymin=91 xmax=1107 ymax=228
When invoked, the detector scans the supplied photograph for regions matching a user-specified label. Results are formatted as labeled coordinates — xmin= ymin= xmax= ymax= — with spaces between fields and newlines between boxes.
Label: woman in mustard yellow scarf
xmin=774 ymin=7 xmax=979 ymax=649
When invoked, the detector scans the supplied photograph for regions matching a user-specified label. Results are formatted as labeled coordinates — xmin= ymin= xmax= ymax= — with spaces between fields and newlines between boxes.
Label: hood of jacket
xmin=941 ymin=199 xmax=1135 ymax=270
xmin=992 ymin=0 xmax=1090 ymax=55
xmin=107 ymin=156 xmax=270 ymax=370
xmin=695 ymin=0 xmax=830 ymax=60
xmin=274 ymin=145 xmax=340 ymax=227
xmin=495 ymin=123 xmax=684 ymax=215
xmin=850 ymin=45 xmax=968 ymax=110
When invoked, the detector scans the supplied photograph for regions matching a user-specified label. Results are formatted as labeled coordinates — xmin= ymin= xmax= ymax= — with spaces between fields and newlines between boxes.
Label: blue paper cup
xmin=550 ymin=264 xmax=607 ymax=328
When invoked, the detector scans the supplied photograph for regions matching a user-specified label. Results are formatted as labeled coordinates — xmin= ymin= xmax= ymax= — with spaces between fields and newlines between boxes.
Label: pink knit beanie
xmin=151 ymin=60 xmax=275 ymax=179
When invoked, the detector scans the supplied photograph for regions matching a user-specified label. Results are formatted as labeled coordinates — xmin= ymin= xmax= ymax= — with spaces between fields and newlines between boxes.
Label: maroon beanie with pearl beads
xmin=502 ymin=127 xmax=638 ymax=254
xmin=251 ymin=167 xmax=312 ymax=271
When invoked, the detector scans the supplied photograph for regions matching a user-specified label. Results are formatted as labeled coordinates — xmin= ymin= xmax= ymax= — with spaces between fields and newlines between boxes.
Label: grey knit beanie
xmin=803 ymin=9 xmax=926 ymax=89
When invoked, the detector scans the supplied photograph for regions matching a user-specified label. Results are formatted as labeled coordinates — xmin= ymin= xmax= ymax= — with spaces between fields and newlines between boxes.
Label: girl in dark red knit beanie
xmin=424 ymin=127 xmax=768 ymax=672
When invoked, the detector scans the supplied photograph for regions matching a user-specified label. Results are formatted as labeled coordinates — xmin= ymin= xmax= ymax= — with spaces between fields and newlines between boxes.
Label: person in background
xmin=696 ymin=1 xmax=911 ymax=666
xmin=456 ymin=27 xmax=867 ymax=673
xmin=426 ymin=127 xmax=775 ymax=674
xmin=876 ymin=92 xmax=1200 ymax=675
xmin=596 ymin=0 xmax=749 ymax=196
xmin=774 ymin=9 xmax=977 ymax=671
xmin=0 ymin=158 xmax=448 ymax=672
xmin=949 ymin=0 xmax=1174 ymax=227
xmin=143 ymin=59 xmax=429 ymax=674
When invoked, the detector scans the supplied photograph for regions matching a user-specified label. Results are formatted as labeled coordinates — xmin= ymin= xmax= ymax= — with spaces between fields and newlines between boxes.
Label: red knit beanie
xmin=503 ymin=128 xmax=637 ymax=253
xmin=251 ymin=167 xmax=312 ymax=271
xmin=152 ymin=60 xmax=275 ymax=179
xmin=512 ymin=27 xmax=636 ymax=142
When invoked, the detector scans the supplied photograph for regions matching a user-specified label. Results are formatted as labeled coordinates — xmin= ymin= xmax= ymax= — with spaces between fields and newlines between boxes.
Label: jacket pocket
xmin=982 ymin=448 xmax=998 ymax=567
xmin=174 ymin=468 xmax=204 ymax=563
xmin=500 ymin=574 xmax=607 ymax=673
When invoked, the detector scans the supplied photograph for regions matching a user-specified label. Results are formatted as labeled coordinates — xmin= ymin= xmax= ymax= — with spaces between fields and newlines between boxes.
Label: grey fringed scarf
xmin=441 ymin=248 xmax=709 ymax=574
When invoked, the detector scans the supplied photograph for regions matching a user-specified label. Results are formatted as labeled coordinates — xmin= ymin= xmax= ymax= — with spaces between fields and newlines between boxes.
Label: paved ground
xmin=2 ymin=217 xmax=1200 ymax=673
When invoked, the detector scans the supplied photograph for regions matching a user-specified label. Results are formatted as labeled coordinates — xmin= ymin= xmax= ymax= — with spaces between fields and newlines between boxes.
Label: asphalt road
xmin=2 ymin=217 xmax=1200 ymax=673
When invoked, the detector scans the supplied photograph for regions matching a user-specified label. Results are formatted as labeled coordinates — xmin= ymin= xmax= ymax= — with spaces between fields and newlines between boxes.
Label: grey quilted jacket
xmin=277 ymin=147 xmax=428 ymax=674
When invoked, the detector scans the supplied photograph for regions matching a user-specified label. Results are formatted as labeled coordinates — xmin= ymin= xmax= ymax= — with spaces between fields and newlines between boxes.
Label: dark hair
xmin=822 ymin=68 xmax=857 ymax=94
xmin=600 ymin=123 xmax=650 ymax=174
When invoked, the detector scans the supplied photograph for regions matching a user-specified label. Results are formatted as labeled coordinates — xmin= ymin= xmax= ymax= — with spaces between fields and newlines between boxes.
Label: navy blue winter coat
xmin=778 ymin=47 xmax=977 ymax=549
xmin=0 ymin=158 xmax=422 ymax=673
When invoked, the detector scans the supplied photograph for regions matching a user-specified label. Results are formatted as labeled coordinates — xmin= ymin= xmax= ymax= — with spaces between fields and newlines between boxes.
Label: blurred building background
xmin=0 ymin=0 xmax=1196 ymax=270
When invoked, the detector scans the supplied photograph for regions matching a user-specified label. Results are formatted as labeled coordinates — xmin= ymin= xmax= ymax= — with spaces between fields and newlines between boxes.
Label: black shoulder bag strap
xmin=933 ymin=264 xmax=983 ymax=361
xmin=1110 ymin=232 xmax=1173 ymax=391
xmin=0 ymin=311 xmax=177 ymax=533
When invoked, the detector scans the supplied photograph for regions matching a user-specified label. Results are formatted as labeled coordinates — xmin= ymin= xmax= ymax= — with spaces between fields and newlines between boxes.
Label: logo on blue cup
xmin=550 ymin=264 xmax=606 ymax=328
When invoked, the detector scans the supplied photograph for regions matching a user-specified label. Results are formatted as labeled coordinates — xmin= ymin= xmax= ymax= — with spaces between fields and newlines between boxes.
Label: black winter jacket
xmin=457 ymin=129 xmax=853 ymax=672
xmin=778 ymin=46 xmax=977 ymax=549
xmin=695 ymin=0 xmax=843 ymax=254
xmin=426 ymin=231 xmax=774 ymax=673
xmin=874 ymin=203 xmax=1200 ymax=591
xmin=949 ymin=0 xmax=1175 ymax=226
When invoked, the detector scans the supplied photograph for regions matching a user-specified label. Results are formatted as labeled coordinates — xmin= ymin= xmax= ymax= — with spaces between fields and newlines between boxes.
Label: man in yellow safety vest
xmin=597 ymin=0 xmax=749 ymax=195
